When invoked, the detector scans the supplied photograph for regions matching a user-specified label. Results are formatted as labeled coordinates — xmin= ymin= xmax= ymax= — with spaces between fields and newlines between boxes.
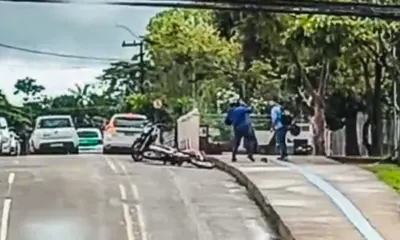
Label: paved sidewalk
xmin=210 ymin=154 xmax=400 ymax=240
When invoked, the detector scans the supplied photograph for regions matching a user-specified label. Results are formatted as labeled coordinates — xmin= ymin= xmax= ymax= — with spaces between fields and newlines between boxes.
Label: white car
xmin=29 ymin=115 xmax=79 ymax=154
xmin=0 ymin=117 xmax=14 ymax=155
xmin=103 ymin=113 xmax=148 ymax=153
xmin=9 ymin=131 xmax=21 ymax=156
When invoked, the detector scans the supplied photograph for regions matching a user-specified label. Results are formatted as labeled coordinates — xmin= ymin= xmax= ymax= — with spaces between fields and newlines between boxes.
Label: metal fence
xmin=176 ymin=111 xmax=397 ymax=157
xmin=325 ymin=113 xmax=399 ymax=156
xmin=200 ymin=114 xmax=272 ymax=145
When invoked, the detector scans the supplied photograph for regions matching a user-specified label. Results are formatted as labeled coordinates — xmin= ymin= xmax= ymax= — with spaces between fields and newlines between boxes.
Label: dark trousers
xmin=275 ymin=127 xmax=287 ymax=158
xmin=232 ymin=127 xmax=256 ymax=160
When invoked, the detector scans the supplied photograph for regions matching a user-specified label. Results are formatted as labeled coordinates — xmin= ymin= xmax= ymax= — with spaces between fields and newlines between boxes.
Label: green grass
xmin=363 ymin=164 xmax=400 ymax=193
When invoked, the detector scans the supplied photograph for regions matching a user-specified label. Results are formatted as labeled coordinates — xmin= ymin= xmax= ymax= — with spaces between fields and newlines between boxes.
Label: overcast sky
xmin=0 ymin=2 xmax=164 ymax=105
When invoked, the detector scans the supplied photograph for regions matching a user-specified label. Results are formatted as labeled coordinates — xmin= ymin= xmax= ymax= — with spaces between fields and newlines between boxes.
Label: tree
xmin=68 ymin=83 xmax=93 ymax=107
xmin=13 ymin=77 xmax=45 ymax=102
xmin=0 ymin=90 xmax=31 ymax=126
xmin=145 ymin=9 xmax=241 ymax=112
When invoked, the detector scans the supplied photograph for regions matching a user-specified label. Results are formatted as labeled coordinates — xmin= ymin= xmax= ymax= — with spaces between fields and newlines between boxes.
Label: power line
xmin=0 ymin=42 xmax=128 ymax=62
xmin=2 ymin=0 xmax=400 ymax=20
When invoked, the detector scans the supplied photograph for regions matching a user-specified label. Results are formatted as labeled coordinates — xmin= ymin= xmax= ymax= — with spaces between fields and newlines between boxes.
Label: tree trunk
xmin=312 ymin=102 xmax=326 ymax=155
xmin=345 ymin=114 xmax=360 ymax=156
xmin=370 ymin=59 xmax=383 ymax=156
xmin=362 ymin=116 xmax=372 ymax=155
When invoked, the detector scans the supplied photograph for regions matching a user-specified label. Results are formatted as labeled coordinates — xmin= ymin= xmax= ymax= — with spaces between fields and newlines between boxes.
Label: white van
xmin=29 ymin=115 xmax=79 ymax=154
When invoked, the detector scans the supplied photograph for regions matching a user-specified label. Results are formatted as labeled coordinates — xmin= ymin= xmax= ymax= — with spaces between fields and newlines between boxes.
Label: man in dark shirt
xmin=225 ymin=99 xmax=256 ymax=162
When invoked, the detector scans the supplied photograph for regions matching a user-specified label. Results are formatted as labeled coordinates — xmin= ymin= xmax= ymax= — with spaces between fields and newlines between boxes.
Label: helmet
xmin=229 ymin=97 xmax=240 ymax=107
xmin=289 ymin=124 xmax=300 ymax=136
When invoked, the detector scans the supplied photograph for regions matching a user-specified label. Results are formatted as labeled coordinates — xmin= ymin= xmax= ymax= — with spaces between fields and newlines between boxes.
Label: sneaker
xmin=247 ymin=154 xmax=255 ymax=162
xmin=231 ymin=158 xmax=237 ymax=162
xmin=277 ymin=156 xmax=288 ymax=161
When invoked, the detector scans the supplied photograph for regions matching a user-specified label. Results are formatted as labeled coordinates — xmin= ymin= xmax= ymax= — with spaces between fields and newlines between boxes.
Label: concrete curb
xmin=207 ymin=156 xmax=295 ymax=240
xmin=327 ymin=156 xmax=383 ymax=164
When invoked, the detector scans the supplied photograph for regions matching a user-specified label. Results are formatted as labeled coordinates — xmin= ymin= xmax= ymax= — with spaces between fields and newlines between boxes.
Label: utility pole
xmin=121 ymin=40 xmax=144 ymax=92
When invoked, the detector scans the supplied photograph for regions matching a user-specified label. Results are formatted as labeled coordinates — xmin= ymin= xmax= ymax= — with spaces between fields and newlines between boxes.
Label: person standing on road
xmin=270 ymin=96 xmax=288 ymax=161
xmin=224 ymin=98 xmax=256 ymax=162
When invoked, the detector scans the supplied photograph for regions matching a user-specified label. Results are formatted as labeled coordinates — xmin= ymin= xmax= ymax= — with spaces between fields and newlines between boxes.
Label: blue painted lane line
xmin=272 ymin=159 xmax=384 ymax=240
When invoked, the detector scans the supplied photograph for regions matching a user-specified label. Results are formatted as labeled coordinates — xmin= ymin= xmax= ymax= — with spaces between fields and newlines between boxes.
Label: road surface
xmin=0 ymin=154 xmax=274 ymax=240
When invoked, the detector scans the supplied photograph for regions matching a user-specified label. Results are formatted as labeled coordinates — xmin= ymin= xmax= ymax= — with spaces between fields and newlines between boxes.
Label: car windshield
xmin=113 ymin=117 xmax=147 ymax=128
xmin=38 ymin=118 xmax=72 ymax=129
xmin=78 ymin=131 xmax=99 ymax=138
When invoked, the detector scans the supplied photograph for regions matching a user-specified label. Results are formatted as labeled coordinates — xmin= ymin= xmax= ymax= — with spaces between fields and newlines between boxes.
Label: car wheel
xmin=29 ymin=142 xmax=36 ymax=154
xmin=102 ymin=147 xmax=112 ymax=154
xmin=70 ymin=146 xmax=79 ymax=154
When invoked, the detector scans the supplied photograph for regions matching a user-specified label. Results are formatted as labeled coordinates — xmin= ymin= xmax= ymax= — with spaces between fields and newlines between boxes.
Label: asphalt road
xmin=0 ymin=154 xmax=275 ymax=240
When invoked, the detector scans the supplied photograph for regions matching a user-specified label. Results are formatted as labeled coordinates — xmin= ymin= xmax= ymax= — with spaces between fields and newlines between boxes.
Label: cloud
xmin=0 ymin=59 xmax=105 ymax=106
xmin=0 ymin=2 xmax=165 ymax=104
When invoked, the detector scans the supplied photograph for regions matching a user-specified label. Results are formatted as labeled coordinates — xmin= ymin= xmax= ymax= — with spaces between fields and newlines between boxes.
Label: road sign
xmin=153 ymin=99 xmax=163 ymax=109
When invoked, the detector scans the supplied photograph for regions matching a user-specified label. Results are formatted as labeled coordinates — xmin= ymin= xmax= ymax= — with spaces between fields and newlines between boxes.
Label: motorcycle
xmin=131 ymin=122 xmax=215 ymax=169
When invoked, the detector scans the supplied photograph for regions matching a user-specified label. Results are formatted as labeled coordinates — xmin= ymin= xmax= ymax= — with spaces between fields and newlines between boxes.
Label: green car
xmin=77 ymin=128 xmax=103 ymax=153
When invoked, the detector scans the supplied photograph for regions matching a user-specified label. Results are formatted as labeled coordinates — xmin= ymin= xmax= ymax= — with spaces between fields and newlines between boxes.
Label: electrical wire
xmin=0 ymin=42 xmax=128 ymax=61
xmin=2 ymin=0 xmax=400 ymax=19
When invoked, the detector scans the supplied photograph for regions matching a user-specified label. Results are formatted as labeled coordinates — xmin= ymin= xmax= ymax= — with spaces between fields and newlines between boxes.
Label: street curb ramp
xmin=207 ymin=156 xmax=295 ymax=240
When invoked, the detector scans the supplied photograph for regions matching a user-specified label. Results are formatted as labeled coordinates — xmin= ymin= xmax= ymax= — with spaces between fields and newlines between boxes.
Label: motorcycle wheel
xmin=131 ymin=141 xmax=143 ymax=162
xmin=188 ymin=158 xmax=215 ymax=169
xmin=142 ymin=150 xmax=167 ymax=161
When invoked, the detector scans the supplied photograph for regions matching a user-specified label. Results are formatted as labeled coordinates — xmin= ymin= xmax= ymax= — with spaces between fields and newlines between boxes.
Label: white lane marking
xmin=119 ymin=184 xmax=127 ymax=201
xmin=7 ymin=173 xmax=14 ymax=186
xmin=0 ymin=198 xmax=12 ymax=240
xmin=6 ymin=173 xmax=15 ymax=196
xmin=104 ymin=156 xmax=118 ymax=173
xmin=131 ymin=184 xmax=139 ymax=200
xmin=131 ymin=184 xmax=147 ymax=240
xmin=119 ymin=184 xmax=135 ymax=239
xmin=122 ymin=203 xmax=135 ymax=240
xmin=115 ymin=160 xmax=127 ymax=174
xmin=12 ymin=160 xmax=19 ymax=165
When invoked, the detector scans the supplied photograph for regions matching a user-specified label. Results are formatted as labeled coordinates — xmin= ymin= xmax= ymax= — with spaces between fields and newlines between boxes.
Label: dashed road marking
xmin=131 ymin=184 xmax=147 ymax=240
xmin=115 ymin=157 xmax=147 ymax=240
xmin=119 ymin=184 xmax=127 ymax=200
xmin=119 ymin=184 xmax=135 ymax=240
xmin=0 ymin=198 xmax=11 ymax=240
xmin=7 ymin=173 xmax=14 ymax=186
xmin=115 ymin=160 xmax=127 ymax=174
xmin=6 ymin=173 xmax=15 ymax=197
xmin=104 ymin=156 xmax=118 ymax=173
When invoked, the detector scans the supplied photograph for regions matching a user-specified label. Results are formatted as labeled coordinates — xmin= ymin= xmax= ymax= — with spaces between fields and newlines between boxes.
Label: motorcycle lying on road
xmin=130 ymin=122 xmax=215 ymax=169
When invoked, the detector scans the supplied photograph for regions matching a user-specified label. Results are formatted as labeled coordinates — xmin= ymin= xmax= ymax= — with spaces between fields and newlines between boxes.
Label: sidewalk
xmin=209 ymin=154 xmax=400 ymax=240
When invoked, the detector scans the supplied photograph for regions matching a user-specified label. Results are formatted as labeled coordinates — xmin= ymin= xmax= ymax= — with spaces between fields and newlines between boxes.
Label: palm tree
xmin=0 ymin=90 xmax=31 ymax=126
xmin=68 ymin=83 xmax=92 ymax=107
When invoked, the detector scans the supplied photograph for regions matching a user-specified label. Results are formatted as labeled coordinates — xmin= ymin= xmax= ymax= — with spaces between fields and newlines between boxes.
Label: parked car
xmin=29 ymin=115 xmax=79 ymax=154
xmin=103 ymin=113 xmax=148 ymax=154
xmin=77 ymin=128 xmax=103 ymax=153
xmin=0 ymin=117 xmax=15 ymax=156
xmin=9 ymin=131 xmax=21 ymax=156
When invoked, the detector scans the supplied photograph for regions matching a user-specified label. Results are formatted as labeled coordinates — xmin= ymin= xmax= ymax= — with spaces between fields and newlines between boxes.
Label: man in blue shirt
xmin=270 ymin=96 xmax=288 ymax=160
xmin=225 ymin=99 xmax=256 ymax=162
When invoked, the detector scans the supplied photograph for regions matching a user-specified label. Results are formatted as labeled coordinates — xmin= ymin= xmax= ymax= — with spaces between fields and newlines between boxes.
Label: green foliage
xmin=3 ymin=6 xmax=400 ymax=156
xmin=13 ymin=77 xmax=45 ymax=102
xmin=145 ymin=9 xmax=242 ymax=112
xmin=364 ymin=164 xmax=400 ymax=193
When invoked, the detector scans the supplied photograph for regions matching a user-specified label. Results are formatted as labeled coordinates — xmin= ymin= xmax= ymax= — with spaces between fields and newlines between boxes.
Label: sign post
xmin=152 ymin=99 xmax=163 ymax=109
xmin=152 ymin=99 xmax=163 ymax=143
